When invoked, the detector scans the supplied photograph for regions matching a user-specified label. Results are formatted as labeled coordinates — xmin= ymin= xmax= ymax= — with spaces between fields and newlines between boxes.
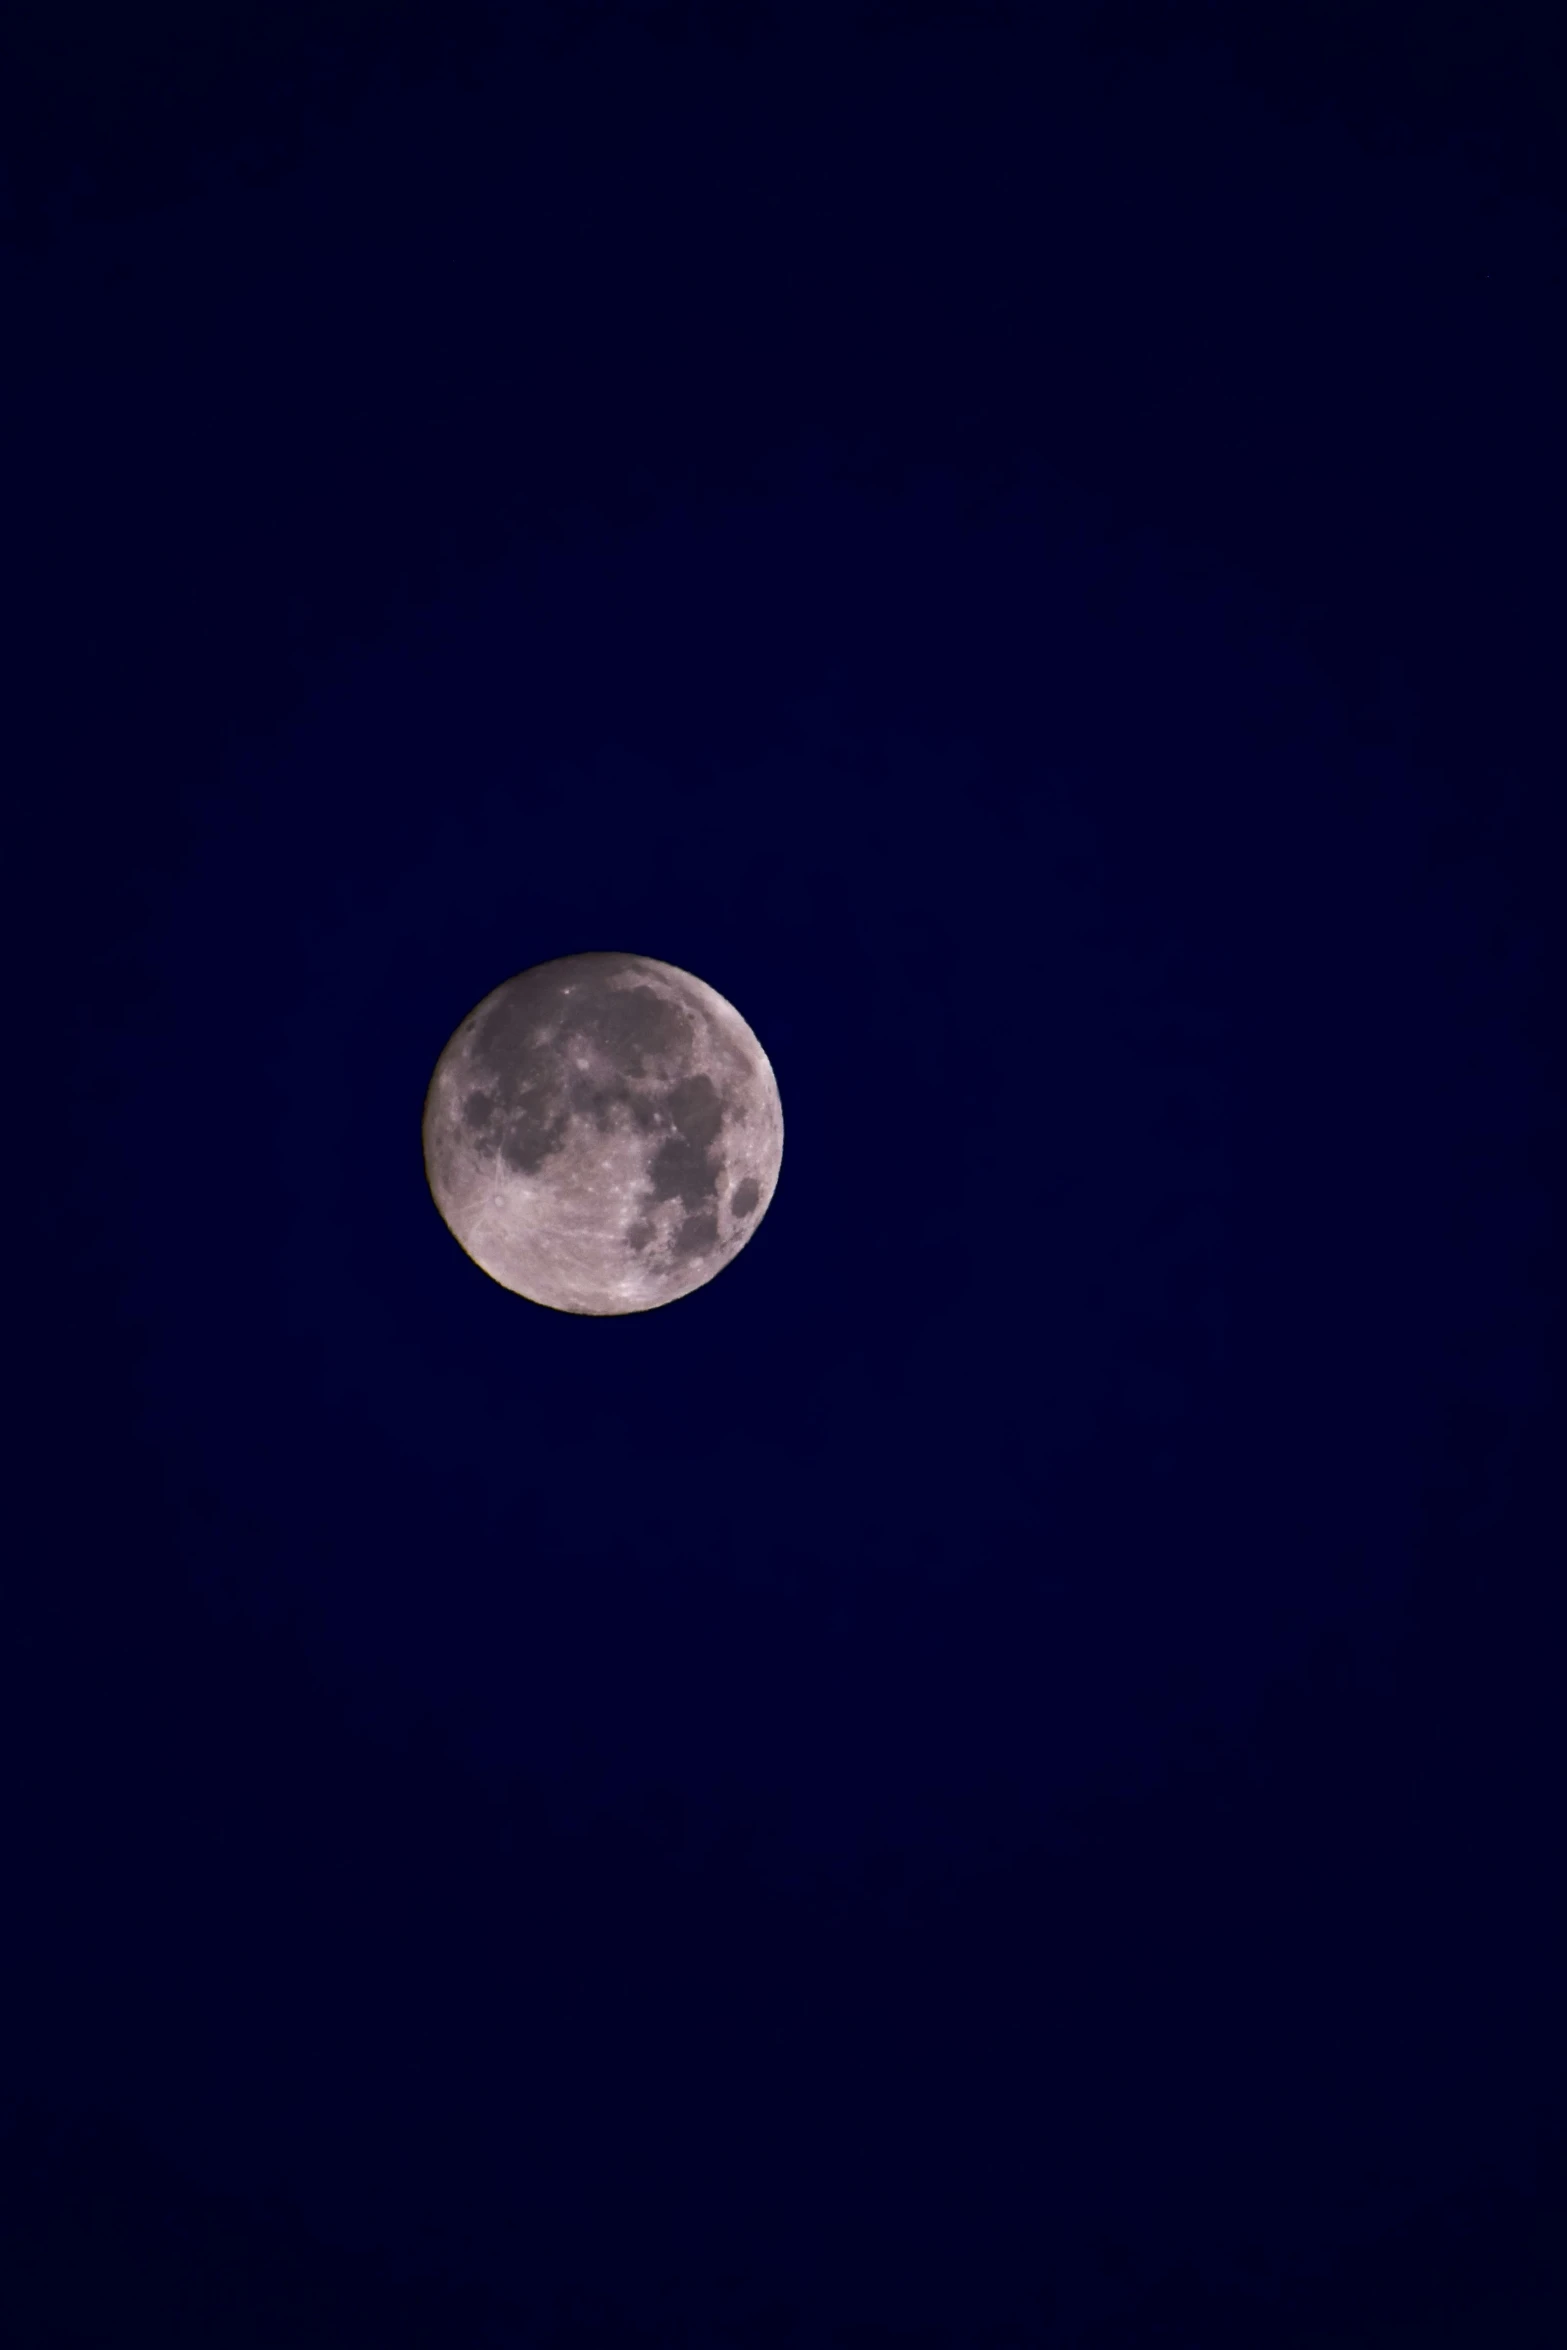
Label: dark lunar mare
xmin=464 ymin=957 xmax=699 ymax=1182
xmin=576 ymin=974 xmax=689 ymax=1070
xmin=646 ymin=1072 xmax=724 ymax=1215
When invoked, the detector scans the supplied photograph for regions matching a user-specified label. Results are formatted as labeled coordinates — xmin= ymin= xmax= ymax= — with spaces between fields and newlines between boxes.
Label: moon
xmin=422 ymin=952 xmax=784 ymax=1315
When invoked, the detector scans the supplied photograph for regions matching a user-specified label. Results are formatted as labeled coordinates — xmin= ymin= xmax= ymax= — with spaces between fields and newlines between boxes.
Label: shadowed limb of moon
xmin=422 ymin=951 xmax=784 ymax=1315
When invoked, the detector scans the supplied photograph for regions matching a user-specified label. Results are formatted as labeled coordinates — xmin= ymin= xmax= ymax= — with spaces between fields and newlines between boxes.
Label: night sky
xmin=6 ymin=4 xmax=1564 ymax=2343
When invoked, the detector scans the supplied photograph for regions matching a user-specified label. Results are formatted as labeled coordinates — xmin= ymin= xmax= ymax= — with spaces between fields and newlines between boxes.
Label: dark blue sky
xmin=6 ymin=4 xmax=1564 ymax=2343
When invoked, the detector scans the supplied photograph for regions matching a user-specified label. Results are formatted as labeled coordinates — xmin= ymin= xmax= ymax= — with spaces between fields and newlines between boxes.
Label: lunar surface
xmin=422 ymin=952 xmax=784 ymax=1314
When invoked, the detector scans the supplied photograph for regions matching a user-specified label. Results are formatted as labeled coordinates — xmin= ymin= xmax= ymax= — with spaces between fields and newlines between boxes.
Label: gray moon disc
xmin=422 ymin=951 xmax=784 ymax=1315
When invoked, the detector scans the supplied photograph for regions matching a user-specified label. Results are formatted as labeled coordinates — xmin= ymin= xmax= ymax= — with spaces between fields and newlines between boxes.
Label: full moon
xmin=422 ymin=952 xmax=784 ymax=1315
